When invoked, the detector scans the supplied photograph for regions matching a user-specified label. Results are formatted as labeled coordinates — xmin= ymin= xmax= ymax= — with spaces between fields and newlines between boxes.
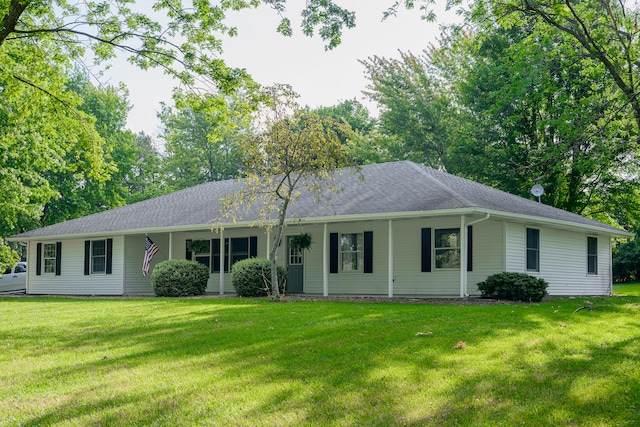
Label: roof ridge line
xmin=407 ymin=162 xmax=477 ymax=207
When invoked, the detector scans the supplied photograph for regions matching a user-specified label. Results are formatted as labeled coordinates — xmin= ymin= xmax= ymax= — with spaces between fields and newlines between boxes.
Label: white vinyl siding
xmin=505 ymin=222 xmax=526 ymax=272
xmin=505 ymin=224 xmax=611 ymax=295
xmin=304 ymin=222 xmax=388 ymax=295
xmin=24 ymin=218 xmax=613 ymax=297
xmin=466 ymin=220 xmax=504 ymax=296
xmin=27 ymin=237 xmax=125 ymax=295
xmin=392 ymin=218 xmax=465 ymax=296
xmin=123 ymin=234 xmax=169 ymax=295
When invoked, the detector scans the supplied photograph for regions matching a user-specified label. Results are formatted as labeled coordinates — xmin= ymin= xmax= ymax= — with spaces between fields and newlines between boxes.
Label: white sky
xmin=103 ymin=2 xmax=461 ymax=139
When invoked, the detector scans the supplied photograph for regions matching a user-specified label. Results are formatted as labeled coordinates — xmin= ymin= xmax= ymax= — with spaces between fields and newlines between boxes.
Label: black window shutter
xmin=329 ymin=233 xmax=339 ymax=273
xmin=421 ymin=228 xmax=432 ymax=272
xmin=36 ymin=243 xmax=42 ymax=276
xmin=55 ymin=242 xmax=62 ymax=276
xmin=185 ymin=239 xmax=192 ymax=260
xmin=84 ymin=241 xmax=91 ymax=275
xmin=249 ymin=236 xmax=258 ymax=258
xmin=364 ymin=231 xmax=373 ymax=274
xmin=211 ymin=239 xmax=220 ymax=273
xmin=106 ymin=238 xmax=113 ymax=275
xmin=467 ymin=226 xmax=473 ymax=272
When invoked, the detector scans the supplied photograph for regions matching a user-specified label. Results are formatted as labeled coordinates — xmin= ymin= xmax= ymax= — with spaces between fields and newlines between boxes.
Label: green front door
xmin=286 ymin=236 xmax=304 ymax=293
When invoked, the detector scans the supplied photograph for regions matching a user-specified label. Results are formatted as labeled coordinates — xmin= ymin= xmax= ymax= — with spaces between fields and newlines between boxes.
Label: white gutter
xmin=7 ymin=207 xmax=631 ymax=242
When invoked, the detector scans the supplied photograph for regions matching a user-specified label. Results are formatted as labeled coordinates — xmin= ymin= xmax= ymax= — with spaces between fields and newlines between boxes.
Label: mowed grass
xmin=613 ymin=281 xmax=640 ymax=296
xmin=0 ymin=295 xmax=639 ymax=427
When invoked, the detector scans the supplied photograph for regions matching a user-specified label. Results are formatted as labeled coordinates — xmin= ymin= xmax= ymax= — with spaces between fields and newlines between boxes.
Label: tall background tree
xmin=159 ymin=90 xmax=255 ymax=190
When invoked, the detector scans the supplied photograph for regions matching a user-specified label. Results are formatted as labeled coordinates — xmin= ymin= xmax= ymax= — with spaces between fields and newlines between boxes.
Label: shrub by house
xmin=152 ymin=259 xmax=209 ymax=297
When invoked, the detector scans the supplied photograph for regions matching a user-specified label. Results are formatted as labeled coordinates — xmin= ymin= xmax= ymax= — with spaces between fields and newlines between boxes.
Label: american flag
xmin=142 ymin=235 xmax=159 ymax=276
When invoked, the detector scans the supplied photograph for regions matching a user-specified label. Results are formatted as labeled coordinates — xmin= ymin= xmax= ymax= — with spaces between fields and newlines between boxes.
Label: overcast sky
xmin=103 ymin=2 xmax=461 ymax=138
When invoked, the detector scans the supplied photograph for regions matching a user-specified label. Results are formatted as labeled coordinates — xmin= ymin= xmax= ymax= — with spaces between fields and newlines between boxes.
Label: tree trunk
xmin=268 ymin=196 xmax=291 ymax=301
xmin=0 ymin=0 xmax=29 ymax=47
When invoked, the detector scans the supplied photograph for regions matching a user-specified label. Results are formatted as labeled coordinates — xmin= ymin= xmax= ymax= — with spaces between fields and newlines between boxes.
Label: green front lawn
xmin=0 ymin=295 xmax=638 ymax=426
xmin=613 ymin=281 xmax=640 ymax=296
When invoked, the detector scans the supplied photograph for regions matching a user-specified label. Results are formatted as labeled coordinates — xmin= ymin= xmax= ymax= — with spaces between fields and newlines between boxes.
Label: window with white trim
xmin=434 ymin=228 xmax=460 ymax=269
xmin=43 ymin=243 xmax=57 ymax=274
xmin=340 ymin=233 xmax=363 ymax=272
xmin=587 ymin=237 xmax=598 ymax=275
xmin=526 ymin=228 xmax=540 ymax=272
xmin=91 ymin=240 xmax=106 ymax=274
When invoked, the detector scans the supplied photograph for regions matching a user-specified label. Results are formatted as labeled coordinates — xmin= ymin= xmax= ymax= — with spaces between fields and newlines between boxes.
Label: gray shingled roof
xmin=10 ymin=161 xmax=628 ymax=239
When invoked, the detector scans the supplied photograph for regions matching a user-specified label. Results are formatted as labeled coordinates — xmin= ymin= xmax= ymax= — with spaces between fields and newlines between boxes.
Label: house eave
xmin=7 ymin=206 xmax=630 ymax=242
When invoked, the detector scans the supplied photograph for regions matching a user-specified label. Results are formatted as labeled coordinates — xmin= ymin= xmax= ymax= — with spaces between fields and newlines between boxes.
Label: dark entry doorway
xmin=286 ymin=236 xmax=304 ymax=293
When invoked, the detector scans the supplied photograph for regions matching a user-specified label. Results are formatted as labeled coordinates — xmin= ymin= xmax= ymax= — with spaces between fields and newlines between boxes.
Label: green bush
xmin=613 ymin=234 xmax=639 ymax=282
xmin=231 ymin=258 xmax=287 ymax=297
xmin=152 ymin=259 xmax=209 ymax=297
xmin=477 ymin=272 xmax=548 ymax=302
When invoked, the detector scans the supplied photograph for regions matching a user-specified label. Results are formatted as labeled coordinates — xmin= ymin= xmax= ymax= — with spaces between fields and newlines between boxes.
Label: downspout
xmin=388 ymin=219 xmax=394 ymax=297
xmin=168 ymin=232 xmax=173 ymax=260
xmin=460 ymin=216 xmax=467 ymax=298
xmin=609 ymin=238 xmax=613 ymax=296
xmin=25 ymin=242 xmax=29 ymax=295
xmin=460 ymin=213 xmax=491 ymax=297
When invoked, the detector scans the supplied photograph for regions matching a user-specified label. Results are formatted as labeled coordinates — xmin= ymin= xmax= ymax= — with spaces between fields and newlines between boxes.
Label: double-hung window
xmin=587 ymin=237 xmax=598 ymax=275
xmin=43 ymin=243 xmax=57 ymax=274
xmin=91 ymin=240 xmax=107 ymax=274
xmin=434 ymin=228 xmax=460 ymax=269
xmin=340 ymin=233 xmax=363 ymax=272
xmin=83 ymin=239 xmax=112 ymax=275
xmin=526 ymin=228 xmax=540 ymax=272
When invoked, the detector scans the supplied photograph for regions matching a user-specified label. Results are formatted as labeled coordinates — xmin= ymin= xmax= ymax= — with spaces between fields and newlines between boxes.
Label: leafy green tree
xmin=125 ymin=132 xmax=164 ymax=204
xmin=311 ymin=99 xmax=376 ymax=138
xmin=361 ymin=51 xmax=459 ymax=169
xmin=159 ymin=91 xmax=255 ymax=190
xmin=308 ymin=99 xmax=397 ymax=164
xmin=613 ymin=232 xmax=640 ymax=282
xmin=0 ymin=40 xmax=110 ymax=236
xmin=219 ymin=85 xmax=352 ymax=300
xmin=37 ymin=72 xmax=138 ymax=227
xmin=0 ymin=238 xmax=20 ymax=273
xmin=433 ymin=15 xmax=639 ymax=227
xmin=486 ymin=0 xmax=640 ymax=139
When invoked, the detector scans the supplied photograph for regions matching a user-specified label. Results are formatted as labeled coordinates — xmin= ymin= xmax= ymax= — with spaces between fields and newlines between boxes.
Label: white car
xmin=0 ymin=262 xmax=26 ymax=293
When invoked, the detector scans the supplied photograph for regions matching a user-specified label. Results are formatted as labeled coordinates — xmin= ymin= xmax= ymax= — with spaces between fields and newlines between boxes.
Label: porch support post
xmin=219 ymin=229 xmax=224 ymax=296
xmin=168 ymin=232 xmax=173 ymax=260
xmin=388 ymin=219 xmax=394 ymax=297
xmin=323 ymin=223 xmax=328 ymax=297
xmin=460 ymin=215 xmax=468 ymax=298
xmin=266 ymin=229 xmax=271 ymax=259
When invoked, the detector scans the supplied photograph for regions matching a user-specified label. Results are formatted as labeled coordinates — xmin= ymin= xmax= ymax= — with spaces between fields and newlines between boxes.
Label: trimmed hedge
xmin=477 ymin=272 xmax=548 ymax=302
xmin=152 ymin=259 xmax=209 ymax=297
xmin=231 ymin=258 xmax=287 ymax=297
